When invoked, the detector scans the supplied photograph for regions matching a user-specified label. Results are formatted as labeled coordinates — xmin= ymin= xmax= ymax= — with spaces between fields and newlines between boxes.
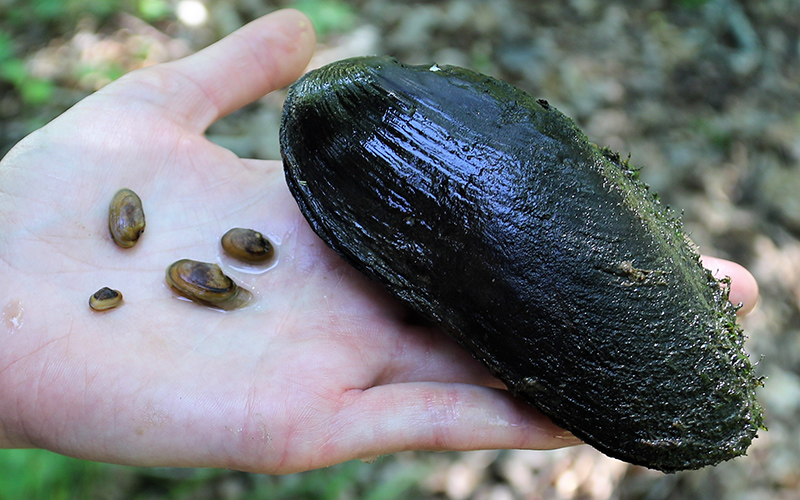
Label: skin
xmin=0 ymin=9 xmax=759 ymax=474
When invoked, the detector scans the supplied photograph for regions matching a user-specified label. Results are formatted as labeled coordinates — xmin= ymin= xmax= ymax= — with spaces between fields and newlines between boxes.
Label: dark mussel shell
xmin=279 ymin=56 xmax=763 ymax=472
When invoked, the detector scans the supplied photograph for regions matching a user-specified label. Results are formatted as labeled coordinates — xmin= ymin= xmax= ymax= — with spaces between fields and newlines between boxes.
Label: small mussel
xmin=221 ymin=227 xmax=274 ymax=264
xmin=89 ymin=287 xmax=123 ymax=311
xmin=109 ymin=188 xmax=146 ymax=248
xmin=165 ymin=259 xmax=251 ymax=310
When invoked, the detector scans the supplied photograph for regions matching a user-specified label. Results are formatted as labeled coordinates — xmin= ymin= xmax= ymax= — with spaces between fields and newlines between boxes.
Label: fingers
xmin=285 ymin=383 xmax=579 ymax=473
xmin=108 ymin=9 xmax=316 ymax=131
xmin=372 ymin=325 xmax=506 ymax=389
xmin=346 ymin=383 xmax=578 ymax=458
xmin=701 ymin=256 xmax=759 ymax=315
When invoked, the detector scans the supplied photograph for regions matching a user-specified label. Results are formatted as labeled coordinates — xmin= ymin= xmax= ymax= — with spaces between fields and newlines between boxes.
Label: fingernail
xmin=554 ymin=429 xmax=583 ymax=446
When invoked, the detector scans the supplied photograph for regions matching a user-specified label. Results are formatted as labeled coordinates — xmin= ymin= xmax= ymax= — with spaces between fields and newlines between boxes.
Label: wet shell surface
xmin=166 ymin=259 xmax=251 ymax=310
xmin=89 ymin=287 xmax=123 ymax=311
xmin=280 ymin=56 xmax=764 ymax=472
xmin=109 ymin=188 xmax=145 ymax=248
xmin=221 ymin=227 xmax=274 ymax=263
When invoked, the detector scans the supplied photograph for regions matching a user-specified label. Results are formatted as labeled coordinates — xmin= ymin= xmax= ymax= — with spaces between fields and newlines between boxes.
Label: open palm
xmin=0 ymin=10 xmax=758 ymax=474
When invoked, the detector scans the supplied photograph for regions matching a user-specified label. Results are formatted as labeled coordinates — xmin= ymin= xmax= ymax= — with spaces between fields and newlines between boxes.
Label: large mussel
xmin=279 ymin=56 xmax=764 ymax=472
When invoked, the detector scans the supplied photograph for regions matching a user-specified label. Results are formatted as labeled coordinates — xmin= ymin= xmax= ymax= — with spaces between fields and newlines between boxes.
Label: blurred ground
xmin=2 ymin=0 xmax=800 ymax=498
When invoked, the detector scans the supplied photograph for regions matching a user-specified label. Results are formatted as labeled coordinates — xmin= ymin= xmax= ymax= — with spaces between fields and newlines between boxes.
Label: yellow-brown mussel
xmin=221 ymin=227 xmax=275 ymax=264
xmin=109 ymin=188 xmax=146 ymax=248
xmin=89 ymin=287 xmax=123 ymax=311
xmin=165 ymin=259 xmax=251 ymax=310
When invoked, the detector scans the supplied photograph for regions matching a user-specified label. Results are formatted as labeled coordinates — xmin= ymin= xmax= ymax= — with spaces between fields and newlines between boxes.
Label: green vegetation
xmin=0 ymin=0 xmax=171 ymax=105
xmin=0 ymin=31 xmax=54 ymax=105
xmin=0 ymin=449 xmax=117 ymax=500
xmin=0 ymin=0 xmax=360 ymax=158
xmin=292 ymin=0 xmax=357 ymax=36
xmin=0 ymin=449 xmax=427 ymax=499
xmin=674 ymin=0 xmax=711 ymax=8
xmin=0 ymin=0 xmax=179 ymax=156
xmin=1 ymin=0 xmax=168 ymax=28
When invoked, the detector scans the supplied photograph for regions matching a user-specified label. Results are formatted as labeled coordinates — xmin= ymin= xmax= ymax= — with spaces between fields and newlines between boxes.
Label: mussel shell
xmin=109 ymin=188 xmax=145 ymax=248
xmin=280 ymin=56 xmax=763 ymax=472
xmin=221 ymin=227 xmax=274 ymax=263
xmin=89 ymin=287 xmax=123 ymax=311
xmin=166 ymin=259 xmax=250 ymax=310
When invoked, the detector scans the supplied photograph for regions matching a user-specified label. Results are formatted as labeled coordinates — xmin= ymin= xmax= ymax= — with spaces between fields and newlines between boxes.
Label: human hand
xmin=0 ymin=9 xmax=759 ymax=473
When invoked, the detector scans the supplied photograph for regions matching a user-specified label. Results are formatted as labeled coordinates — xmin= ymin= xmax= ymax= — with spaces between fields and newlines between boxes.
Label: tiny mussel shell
xmin=221 ymin=228 xmax=274 ymax=263
xmin=166 ymin=259 xmax=251 ymax=310
xmin=89 ymin=287 xmax=123 ymax=311
xmin=109 ymin=188 xmax=146 ymax=248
